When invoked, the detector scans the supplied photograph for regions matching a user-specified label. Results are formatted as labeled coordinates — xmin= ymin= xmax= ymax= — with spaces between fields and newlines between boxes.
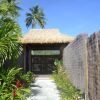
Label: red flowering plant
xmin=20 ymin=71 xmax=36 ymax=88
xmin=0 ymin=68 xmax=31 ymax=100
xmin=12 ymin=89 xmax=17 ymax=98
xmin=14 ymin=79 xmax=31 ymax=100
xmin=11 ymin=79 xmax=30 ymax=100
xmin=16 ymin=79 xmax=24 ymax=88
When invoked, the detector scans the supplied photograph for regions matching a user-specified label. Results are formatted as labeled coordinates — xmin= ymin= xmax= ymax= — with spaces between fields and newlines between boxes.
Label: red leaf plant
xmin=12 ymin=80 xmax=25 ymax=99
xmin=12 ymin=89 xmax=17 ymax=97
xmin=16 ymin=79 xmax=24 ymax=88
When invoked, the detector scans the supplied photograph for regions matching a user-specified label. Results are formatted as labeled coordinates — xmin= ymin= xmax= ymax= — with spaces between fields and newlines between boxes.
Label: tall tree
xmin=0 ymin=0 xmax=21 ymax=18
xmin=0 ymin=0 xmax=22 ymax=65
xmin=26 ymin=5 xmax=46 ymax=28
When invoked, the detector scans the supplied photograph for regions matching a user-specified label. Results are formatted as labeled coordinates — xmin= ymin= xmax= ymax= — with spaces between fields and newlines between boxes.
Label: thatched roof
xmin=21 ymin=29 xmax=74 ymax=44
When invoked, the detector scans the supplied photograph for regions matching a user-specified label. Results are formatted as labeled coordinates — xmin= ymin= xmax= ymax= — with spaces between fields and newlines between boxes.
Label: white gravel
xmin=27 ymin=75 xmax=61 ymax=100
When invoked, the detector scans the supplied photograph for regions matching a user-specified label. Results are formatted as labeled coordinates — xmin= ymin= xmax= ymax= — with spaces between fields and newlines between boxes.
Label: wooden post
xmin=23 ymin=45 xmax=26 ymax=72
xmin=29 ymin=46 xmax=32 ymax=71
xmin=95 ymin=32 xmax=100 ymax=100
xmin=84 ymin=37 xmax=89 ymax=100
xmin=60 ymin=44 xmax=67 ymax=59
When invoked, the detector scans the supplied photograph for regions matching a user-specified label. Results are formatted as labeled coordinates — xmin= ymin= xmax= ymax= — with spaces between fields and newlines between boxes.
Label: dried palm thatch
xmin=20 ymin=29 xmax=74 ymax=44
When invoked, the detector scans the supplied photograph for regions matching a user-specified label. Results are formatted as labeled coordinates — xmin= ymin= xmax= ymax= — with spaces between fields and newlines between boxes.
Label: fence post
xmin=95 ymin=32 xmax=100 ymax=100
xmin=84 ymin=38 xmax=89 ymax=100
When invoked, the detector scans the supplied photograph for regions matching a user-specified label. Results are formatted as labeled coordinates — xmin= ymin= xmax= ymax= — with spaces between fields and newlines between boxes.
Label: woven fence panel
xmin=63 ymin=34 xmax=88 ymax=92
xmin=88 ymin=31 xmax=100 ymax=100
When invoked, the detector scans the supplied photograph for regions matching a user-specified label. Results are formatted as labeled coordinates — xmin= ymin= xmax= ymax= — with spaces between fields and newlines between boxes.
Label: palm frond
xmin=26 ymin=17 xmax=33 ymax=28
xmin=0 ymin=18 xmax=22 ymax=65
xmin=0 ymin=0 xmax=21 ymax=18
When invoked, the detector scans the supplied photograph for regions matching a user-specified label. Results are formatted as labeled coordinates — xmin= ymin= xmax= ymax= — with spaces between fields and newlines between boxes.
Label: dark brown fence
xmin=63 ymin=31 xmax=100 ymax=100
xmin=88 ymin=31 xmax=100 ymax=100
xmin=63 ymin=34 xmax=88 ymax=92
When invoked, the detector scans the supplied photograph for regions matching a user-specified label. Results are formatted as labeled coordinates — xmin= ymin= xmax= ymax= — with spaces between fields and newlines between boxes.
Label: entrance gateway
xmin=20 ymin=29 xmax=73 ymax=74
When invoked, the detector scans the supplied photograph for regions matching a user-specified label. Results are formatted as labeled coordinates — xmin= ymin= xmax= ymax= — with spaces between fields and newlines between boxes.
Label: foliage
xmin=53 ymin=59 xmax=83 ymax=100
xmin=0 ymin=67 xmax=32 ymax=100
xmin=0 ymin=0 xmax=21 ymax=18
xmin=26 ymin=5 xmax=46 ymax=28
xmin=19 ymin=71 xmax=36 ymax=87
xmin=0 ymin=0 xmax=36 ymax=100
xmin=0 ymin=18 xmax=22 ymax=65
xmin=0 ymin=0 xmax=22 ymax=65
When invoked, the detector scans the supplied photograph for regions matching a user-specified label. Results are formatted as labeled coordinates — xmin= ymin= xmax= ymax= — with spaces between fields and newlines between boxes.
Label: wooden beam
xmin=23 ymin=45 xmax=26 ymax=72
xmin=27 ymin=43 xmax=67 ymax=50
xmin=60 ymin=44 xmax=67 ymax=59
xmin=29 ymin=46 xmax=32 ymax=71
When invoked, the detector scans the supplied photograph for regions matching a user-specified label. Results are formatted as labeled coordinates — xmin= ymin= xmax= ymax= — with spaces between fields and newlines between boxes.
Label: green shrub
xmin=53 ymin=59 xmax=82 ymax=100
xmin=0 ymin=67 xmax=32 ymax=100
xmin=20 ymin=71 xmax=36 ymax=87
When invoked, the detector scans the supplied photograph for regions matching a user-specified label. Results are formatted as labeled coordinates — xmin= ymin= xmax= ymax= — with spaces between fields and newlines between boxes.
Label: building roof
xmin=20 ymin=29 xmax=74 ymax=44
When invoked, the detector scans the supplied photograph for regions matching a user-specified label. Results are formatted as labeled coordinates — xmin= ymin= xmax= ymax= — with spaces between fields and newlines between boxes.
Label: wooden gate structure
xmin=20 ymin=29 xmax=73 ymax=74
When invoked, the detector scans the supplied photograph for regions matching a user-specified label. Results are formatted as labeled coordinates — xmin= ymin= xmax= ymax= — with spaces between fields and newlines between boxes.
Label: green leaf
xmin=0 ymin=93 xmax=11 ymax=100
xmin=21 ymin=88 xmax=31 ymax=94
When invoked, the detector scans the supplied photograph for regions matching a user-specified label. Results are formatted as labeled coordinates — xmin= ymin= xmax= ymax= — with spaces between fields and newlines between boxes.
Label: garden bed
xmin=52 ymin=60 xmax=83 ymax=100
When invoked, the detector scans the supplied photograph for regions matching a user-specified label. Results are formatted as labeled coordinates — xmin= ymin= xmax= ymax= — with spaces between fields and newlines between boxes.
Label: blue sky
xmin=18 ymin=0 xmax=100 ymax=36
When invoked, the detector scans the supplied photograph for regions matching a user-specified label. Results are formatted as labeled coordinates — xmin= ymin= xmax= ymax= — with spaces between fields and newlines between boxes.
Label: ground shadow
xmin=31 ymin=88 xmax=41 ymax=96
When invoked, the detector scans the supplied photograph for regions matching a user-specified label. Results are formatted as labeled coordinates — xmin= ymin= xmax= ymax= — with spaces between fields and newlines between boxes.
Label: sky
xmin=18 ymin=0 xmax=100 ymax=36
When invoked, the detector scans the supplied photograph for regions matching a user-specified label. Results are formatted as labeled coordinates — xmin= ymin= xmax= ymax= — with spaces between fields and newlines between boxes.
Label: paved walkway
xmin=27 ymin=75 xmax=61 ymax=100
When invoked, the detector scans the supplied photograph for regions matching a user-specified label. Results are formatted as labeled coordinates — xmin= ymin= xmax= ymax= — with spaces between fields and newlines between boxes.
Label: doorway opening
xmin=31 ymin=50 xmax=60 ymax=74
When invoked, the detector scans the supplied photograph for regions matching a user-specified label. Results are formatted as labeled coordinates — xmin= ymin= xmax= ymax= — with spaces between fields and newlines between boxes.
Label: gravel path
xmin=27 ymin=75 xmax=61 ymax=100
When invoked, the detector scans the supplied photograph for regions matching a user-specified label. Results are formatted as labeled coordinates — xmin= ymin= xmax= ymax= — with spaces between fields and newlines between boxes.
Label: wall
xmin=63 ymin=34 xmax=88 ymax=92
xmin=88 ymin=31 xmax=100 ymax=100
xmin=63 ymin=31 xmax=100 ymax=100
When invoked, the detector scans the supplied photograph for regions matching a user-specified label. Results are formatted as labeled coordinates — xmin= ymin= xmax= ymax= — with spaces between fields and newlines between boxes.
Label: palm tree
xmin=7 ymin=0 xmax=11 ymax=3
xmin=0 ymin=0 xmax=22 ymax=65
xmin=0 ymin=18 xmax=22 ymax=65
xmin=26 ymin=5 xmax=46 ymax=28
xmin=0 ymin=0 xmax=21 ymax=18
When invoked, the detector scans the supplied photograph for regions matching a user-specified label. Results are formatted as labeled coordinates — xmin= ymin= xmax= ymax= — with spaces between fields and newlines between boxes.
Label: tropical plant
xmin=0 ymin=67 xmax=31 ymax=100
xmin=0 ymin=0 xmax=35 ymax=99
xmin=0 ymin=18 xmax=22 ymax=65
xmin=0 ymin=0 xmax=21 ymax=18
xmin=7 ymin=0 xmax=12 ymax=3
xmin=0 ymin=0 xmax=22 ymax=66
xmin=17 ymin=71 xmax=36 ymax=88
xmin=26 ymin=5 xmax=46 ymax=28
xmin=53 ymin=59 xmax=83 ymax=100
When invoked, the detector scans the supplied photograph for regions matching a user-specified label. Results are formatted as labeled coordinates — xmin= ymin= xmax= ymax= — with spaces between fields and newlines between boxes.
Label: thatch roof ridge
xmin=29 ymin=29 xmax=60 ymax=34
xmin=21 ymin=29 xmax=74 ymax=44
